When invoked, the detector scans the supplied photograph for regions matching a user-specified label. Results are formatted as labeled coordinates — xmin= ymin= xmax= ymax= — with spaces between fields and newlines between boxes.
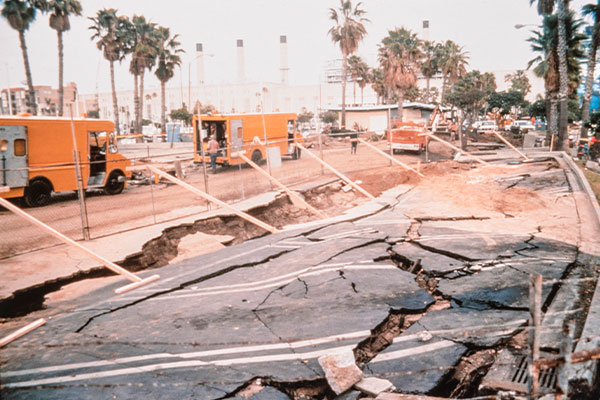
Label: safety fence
xmin=0 ymin=131 xmax=428 ymax=259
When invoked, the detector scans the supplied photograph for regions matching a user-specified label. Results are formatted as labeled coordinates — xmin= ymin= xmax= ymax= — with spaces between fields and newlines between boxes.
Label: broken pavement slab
xmin=318 ymin=349 xmax=363 ymax=395
xmin=354 ymin=376 xmax=395 ymax=396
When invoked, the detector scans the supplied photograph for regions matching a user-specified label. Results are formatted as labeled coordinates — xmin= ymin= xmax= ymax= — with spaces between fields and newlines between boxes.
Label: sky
xmin=0 ymin=0 xmax=594 ymax=96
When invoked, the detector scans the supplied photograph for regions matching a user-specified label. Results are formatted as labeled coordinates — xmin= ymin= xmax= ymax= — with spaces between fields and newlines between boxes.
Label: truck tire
xmin=292 ymin=147 xmax=301 ymax=160
xmin=24 ymin=179 xmax=52 ymax=207
xmin=251 ymin=149 xmax=263 ymax=164
xmin=104 ymin=171 xmax=125 ymax=195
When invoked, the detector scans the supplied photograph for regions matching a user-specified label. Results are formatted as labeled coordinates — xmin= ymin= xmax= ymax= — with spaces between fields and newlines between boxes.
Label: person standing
xmin=208 ymin=135 xmax=219 ymax=173
xmin=350 ymin=131 xmax=358 ymax=154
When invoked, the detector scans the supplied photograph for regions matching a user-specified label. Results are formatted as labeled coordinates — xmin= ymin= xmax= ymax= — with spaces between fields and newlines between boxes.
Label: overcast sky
xmin=0 ymin=0 xmax=594 ymax=95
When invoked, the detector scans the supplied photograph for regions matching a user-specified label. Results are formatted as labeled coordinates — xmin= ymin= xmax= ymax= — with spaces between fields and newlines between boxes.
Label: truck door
xmin=230 ymin=119 xmax=243 ymax=153
xmin=88 ymin=131 xmax=107 ymax=186
xmin=0 ymin=125 xmax=28 ymax=188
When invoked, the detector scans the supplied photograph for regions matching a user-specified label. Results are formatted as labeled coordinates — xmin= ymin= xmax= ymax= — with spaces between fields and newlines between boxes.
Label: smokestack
xmin=236 ymin=39 xmax=245 ymax=83
xmin=280 ymin=35 xmax=289 ymax=85
xmin=422 ymin=20 xmax=430 ymax=41
xmin=196 ymin=43 xmax=204 ymax=84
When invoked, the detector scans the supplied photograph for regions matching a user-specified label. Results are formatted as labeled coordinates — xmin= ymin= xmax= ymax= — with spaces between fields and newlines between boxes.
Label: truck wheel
xmin=24 ymin=179 xmax=52 ymax=207
xmin=251 ymin=149 xmax=263 ymax=164
xmin=104 ymin=171 xmax=125 ymax=195
xmin=292 ymin=147 xmax=301 ymax=160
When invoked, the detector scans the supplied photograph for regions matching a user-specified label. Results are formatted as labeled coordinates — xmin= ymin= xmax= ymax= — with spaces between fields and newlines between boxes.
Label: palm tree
xmin=528 ymin=11 xmax=585 ymax=145
xmin=504 ymin=69 xmax=532 ymax=95
xmin=438 ymin=40 xmax=469 ymax=105
xmin=347 ymin=55 xmax=369 ymax=105
xmin=89 ymin=8 xmax=126 ymax=134
xmin=127 ymin=15 xmax=158 ymax=133
xmin=369 ymin=67 xmax=385 ymax=104
xmin=48 ymin=0 xmax=81 ymax=117
xmin=530 ymin=0 xmax=571 ymax=150
xmin=328 ymin=0 xmax=369 ymax=129
xmin=378 ymin=27 xmax=422 ymax=122
xmin=420 ymin=40 xmax=441 ymax=103
xmin=1 ymin=0 xmax=48 ymax=115
xmin=154 ymin=26 xmax=184 ymax=135
xmin=581 ymin=1 xmax=600 ymax=137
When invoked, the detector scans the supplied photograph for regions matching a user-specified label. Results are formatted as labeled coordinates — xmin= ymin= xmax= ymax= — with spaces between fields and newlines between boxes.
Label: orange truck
xmin=193 ymin=112 xmax=304 ymax=166
xmin=0 ymin=116 xmax=131 ymax=207
xmin=387 ymin=120 xmax=429 ymax=153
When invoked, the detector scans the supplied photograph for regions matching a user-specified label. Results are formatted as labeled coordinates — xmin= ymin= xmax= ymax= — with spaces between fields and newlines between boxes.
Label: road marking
xmin=145 ymin=265 xmax=397 ymax=301
xmin=370 ymin=340 xmax=456 ymax=363
xmin=2 ymin=330 xmax=369 ymax=379
xmin=2 ymin=339 xmax=457 ymax=388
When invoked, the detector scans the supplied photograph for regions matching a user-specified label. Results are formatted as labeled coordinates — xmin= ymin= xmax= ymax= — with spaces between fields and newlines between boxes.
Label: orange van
xmin=0 ymin=116 xmax=131 ymax=207
xmin=192 ymin=112 xmax=304 ymax=166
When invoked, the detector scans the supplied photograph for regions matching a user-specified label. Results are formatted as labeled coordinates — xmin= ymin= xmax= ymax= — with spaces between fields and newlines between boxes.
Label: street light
xmin=515 ymin=23 xmax=537 ymax=29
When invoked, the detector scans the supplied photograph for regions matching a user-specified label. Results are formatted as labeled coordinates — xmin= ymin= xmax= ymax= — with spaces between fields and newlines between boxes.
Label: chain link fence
xmin=1 ymin=131 xmax=429 ymax=259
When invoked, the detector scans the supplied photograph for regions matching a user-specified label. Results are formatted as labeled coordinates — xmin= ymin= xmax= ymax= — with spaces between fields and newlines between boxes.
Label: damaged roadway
xmin=1 ymin=154 xmax=600 ymax=399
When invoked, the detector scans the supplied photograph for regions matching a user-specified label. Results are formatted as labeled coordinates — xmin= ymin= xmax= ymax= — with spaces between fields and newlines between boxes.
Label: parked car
xmin=475 ymin=120 xmax=498 ymax=133
xmin=510 ymin=120 xmax=535 ymax=136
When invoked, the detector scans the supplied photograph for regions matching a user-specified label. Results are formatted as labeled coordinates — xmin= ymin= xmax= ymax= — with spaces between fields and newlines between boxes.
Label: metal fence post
xmin=528 ymin=273 xmax=542 ymax=398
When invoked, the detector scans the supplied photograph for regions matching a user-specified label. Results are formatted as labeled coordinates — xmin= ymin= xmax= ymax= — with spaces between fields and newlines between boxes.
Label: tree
xmin=127 ymin=15 xmax=159 ymax=133
xmin=89 ymin=9 xmax=127 ymax=134
xmin=447 ymin=70 xmax=497 ymax=149
xmin=297 ymin=110 xmax=314 ymax=124
xmin=378 ymin=27 xmax=422 ymax=122
xmin=438 ymin=40 xmax=469 ymax=105
xmin=581 ymin=1 xmax=600 ymax=137
xmin=48 ymin=0 xmax=81 ymax=116
xmin=328 ymin=0 xmax=368 ymax=128
xmin=529 ymin=0 xmax=572 ymax=150
xmin=420 ymin=40 xmax=441 ymax=103
xmin=504 ymin=70 xmax=532 ymax=96
xmin=170 ymin=106 xmax=192 ymax=125
xmin=487 ymin=90 xmax=529 ymax=116
xmin=154 ymin=26 xmax=183 ymax=134
xmin=528 ymin=10 xmax=585 ymax=146
xmin=347 ymin=55 xmax=369 ymax=105
xmin=193 ymin=101 xmax=216 ymax=115
xmin=1 ymin=0 xmax=48 ymax=115
xmin=319 ymin=110 xmax=338 ymax=125
xmin=369 ymin=67 xmax=386 ymax=104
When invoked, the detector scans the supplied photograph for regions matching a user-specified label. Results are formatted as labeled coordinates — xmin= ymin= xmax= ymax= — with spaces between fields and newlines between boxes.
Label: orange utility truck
xmin=193 ymin=112 xmax=304 ymax=166
xmin=0 ymin=116 xmax=131 ymax=207
xmin=387 ymin=120 xmax=429 ymax=153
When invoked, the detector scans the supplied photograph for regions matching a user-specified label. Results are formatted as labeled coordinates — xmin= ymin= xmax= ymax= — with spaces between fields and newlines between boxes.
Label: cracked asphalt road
xmin=1 ymin=158 xmax=596 ymax=399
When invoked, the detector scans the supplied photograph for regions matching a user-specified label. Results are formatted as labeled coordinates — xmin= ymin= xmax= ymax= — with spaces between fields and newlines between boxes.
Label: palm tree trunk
xmin=549 ymin=95 xmax=559 ymax=149
xmin=426 ymin=77 xmax=431 ymax=103
xmin=341 ymin=53 xmax=347 ymax=129
xmin=353 ymin=81 xmax=356 ymax=106
xmin=133 ymin=73 xmax=139 ymax=134
xmin=441 ymin=75 xmax=447 ymax=105
xmin=580 ymin=34 xmax=598 ymax=138
xmin=360 ymin=86 xmax=364 ymax=106
xmin=57 ymin=30 xmax=64 ymax=116
xmin=19 ymin=30 xmax=36 ymax=115
xmin=160 ymin=80 xmax=166 ymax=134
xmin=556 ymin=0 xmax=569 ymax=151
xmin=109 ymin=60 xmax=121 ymax=135
xmin=397 ymin=90 xmax=404 ymax=122
xmin=139 ymin=69 xmax=145 ymax=133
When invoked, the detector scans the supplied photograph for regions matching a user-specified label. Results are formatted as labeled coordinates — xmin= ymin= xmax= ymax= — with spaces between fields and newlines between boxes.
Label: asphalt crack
xmin=74 ymin=249 xmax=294 ymax=333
